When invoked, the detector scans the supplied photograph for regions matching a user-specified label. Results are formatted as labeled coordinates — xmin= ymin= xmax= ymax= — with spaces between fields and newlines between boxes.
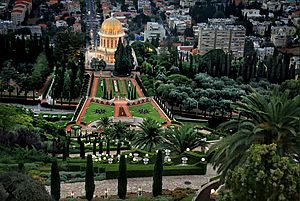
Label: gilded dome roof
xmin=100 ymin=17 xmax=124 ymax=35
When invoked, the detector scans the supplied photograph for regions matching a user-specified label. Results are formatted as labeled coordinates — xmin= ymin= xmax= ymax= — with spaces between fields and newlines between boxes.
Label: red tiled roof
xmin=14 ymin=5 xmax=26 ymax=8
xmin=12 ymin=9 xmax=24 ymax=13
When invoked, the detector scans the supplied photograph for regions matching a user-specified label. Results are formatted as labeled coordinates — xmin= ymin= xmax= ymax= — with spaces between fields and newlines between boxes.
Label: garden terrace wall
xmin=105 ymin=164 xmax=207 ymax=179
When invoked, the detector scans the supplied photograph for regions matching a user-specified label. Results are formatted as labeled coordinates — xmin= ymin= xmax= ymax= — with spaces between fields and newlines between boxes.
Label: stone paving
xmin=45 ymin=164 xmax=217 ymax=198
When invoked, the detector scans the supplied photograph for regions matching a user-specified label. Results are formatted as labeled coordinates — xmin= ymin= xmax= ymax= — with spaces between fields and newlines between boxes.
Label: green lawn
xmin=179 ymin=120 xmax=208 ymax=128
xmin=129 ymin=103 xmax=164 ymax=123
xmin=95 ymin=78 xmax=105 ymax=98
xmin=81 ymin=103 xmax=114 ymax=124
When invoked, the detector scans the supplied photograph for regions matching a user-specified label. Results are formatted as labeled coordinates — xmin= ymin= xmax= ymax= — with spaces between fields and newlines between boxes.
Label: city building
xmin=11 ymin=0 xmax=32 ymax=25
xmin=97 ymin=17 xmax=125 ymax=64
xmin=271 ymin=32 xmax=287 ymax=47
xmin=241 ymin=9 xmax=262 ymax=18
xmin=179 ymin=0 xmax=196 ymax=8
xmin=198 ymin=24 xmax=246 ymax=58
xmin=144 ymin=22 xmax=166 ymax=43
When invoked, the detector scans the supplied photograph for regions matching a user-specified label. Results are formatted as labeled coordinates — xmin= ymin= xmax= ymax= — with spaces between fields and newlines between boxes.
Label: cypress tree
xmin=133 ymin=85 xmax=137 ymax=99
xmin=99 ymin=138 xmax=103 ymax=154
xmin=110 ymin=89 xmax=113 ymax=99
xmin=51 ymin=159 xmax=60 ymax=201
xmin=66 ymin=136 xmax=70 ymax=157
xmin=93 ymin=138 xmax=97 ymax=155
xmin=118 ymin=155 xmax=127 ymax=199
xmin=152 ymin=150 xmax=163 ymax=197
xmin=62 ymin=142 xmax=67 ymax=161
xmin=85 ymin=155 xmax=95 ymax=201
xmin=106 ymin=139 xmax=110 ymax=155
xmin=80 ymin=142 xmax=85 ymax=159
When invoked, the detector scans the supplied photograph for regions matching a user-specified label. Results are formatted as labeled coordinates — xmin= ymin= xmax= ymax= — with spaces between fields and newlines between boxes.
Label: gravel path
xmin=46 ymin=164 xmax=217 ymax=198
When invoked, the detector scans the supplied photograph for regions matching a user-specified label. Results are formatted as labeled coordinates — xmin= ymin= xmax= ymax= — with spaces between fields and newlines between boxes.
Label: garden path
xmin=91 ymin=77 xmax=99 ymax=97
xmin=113 ymin=100 xmax=132 ymax=118
xmin=46 ymin=164 xmax=218 ymax=198
xmin=121 ymin=79 xmax=127 ymax=95
xmin=76 ymin=98 xmax=90 ymax=125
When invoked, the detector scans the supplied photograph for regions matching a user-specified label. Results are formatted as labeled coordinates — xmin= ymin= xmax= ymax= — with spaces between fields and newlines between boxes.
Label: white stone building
xmin=144 ymin=22 xmax=166 ymax=43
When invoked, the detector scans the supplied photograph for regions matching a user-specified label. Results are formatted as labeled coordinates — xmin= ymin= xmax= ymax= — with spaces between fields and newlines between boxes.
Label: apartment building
xmin=11 ymin=0 xmax=32 ymax=25
xmin=198 ymin=24 xmax=246 ymax=58
xmin=144 ymin=22 xmax=166 ymax=42
xmin=179 ymin=0 xmax=196 ymax=8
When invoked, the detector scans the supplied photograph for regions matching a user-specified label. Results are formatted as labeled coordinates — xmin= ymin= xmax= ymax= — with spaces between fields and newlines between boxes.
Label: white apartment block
xmin=179 ymin=0 xmax=196 ymax=8
xmin=144 ymin=22 xmax=166 ymax=42
xmin=198 ymin=24 xmax=246 ymax=58
xmin=207 ymin=18 xmax=236 ymax=25
xmin=241 ymin=9 xmax=262 ymax=18
xmin=271 ymin=26 xmax=297 ymax=36
xmin=271 ymin=32 xmax=287 ymax=47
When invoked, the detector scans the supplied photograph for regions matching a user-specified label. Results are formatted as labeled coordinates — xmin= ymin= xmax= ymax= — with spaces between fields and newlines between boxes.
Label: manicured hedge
xmin=105 ymin=164 xmax=206 ymax=179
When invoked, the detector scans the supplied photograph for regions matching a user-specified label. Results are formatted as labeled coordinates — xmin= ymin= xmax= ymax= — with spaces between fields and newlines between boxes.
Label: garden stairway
xmin=113 ymin=101 xmax=132 ymax=118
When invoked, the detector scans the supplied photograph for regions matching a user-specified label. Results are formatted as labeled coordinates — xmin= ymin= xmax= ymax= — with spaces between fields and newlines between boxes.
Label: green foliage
xmin=209 ymin=91 xmax=300 ymax=179
xmin=133 ymin=119 xmax=163 ymax=152
xmin=153 ymin=150 xmax=163 ymax=197
xmin=0 ymin=172 xmax=53 ymax=201
xmin=51 ymin=159 xmax=60 ymax=201
xmin=221 ymin=144 xmax=299 ymax=201
xmin=31 ymin=53 xmax=49 ymax=90
xmin=131 ymin=41 xmax=157 ymax=65
xmin=163 ymin=127 xmax=207 ymax=155
xmin=114 ymin=39 xmax=134 ymax=76
xmin=166 ymin=74 xmax=191 ymax=86
xmin=80 ymin=142 xmax=85 ymax=159
xmin=85 ymin=155 xmax=95 ymax=201
xmin=118 ymin=155 xmax=127 ymax=199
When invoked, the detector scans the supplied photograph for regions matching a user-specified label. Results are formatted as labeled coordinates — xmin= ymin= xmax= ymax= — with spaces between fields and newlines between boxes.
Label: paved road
xmin=45 ymin=164 xmax=217 ymax=198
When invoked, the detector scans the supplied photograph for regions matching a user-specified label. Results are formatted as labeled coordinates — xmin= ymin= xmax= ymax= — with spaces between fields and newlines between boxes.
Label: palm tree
xmin=97 ymin=117 xmax=112 ymax=130
xmin=112 ymin=121 xmax=127 ymax=155
xmin=97 ymin=117 xmax=112 ymax=155
xmin=163 ymin=126 xmax=207 ymax=155
xmin=209 ymin=91 xmax=300 ymax=179
xmin=133 ymin=119 xmax=163 ymax=152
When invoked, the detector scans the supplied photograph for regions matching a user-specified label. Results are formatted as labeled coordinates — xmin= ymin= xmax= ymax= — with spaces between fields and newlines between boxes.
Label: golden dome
xmin=100 ymin=17 xmax=124 ymax=35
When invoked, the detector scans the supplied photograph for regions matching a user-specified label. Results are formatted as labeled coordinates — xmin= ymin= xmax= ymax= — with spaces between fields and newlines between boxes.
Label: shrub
xmin=0 ymin=172 xmax=53 ymax=201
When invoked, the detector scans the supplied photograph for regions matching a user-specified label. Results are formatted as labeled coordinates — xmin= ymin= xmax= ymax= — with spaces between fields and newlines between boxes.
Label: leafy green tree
xmin=118 ymin=155 xmax=127 ymax=199
xmin=85 ymin=154 xmax=95 ymax=201
xmin=209 ymin=91 xmax=300 ymax=179
xmin=152 ymin=150 xmax=163 ymax=197
xmin=133 ymin=119 xmax=163 ymax=152
xmin=1 ymin=60 xmax=16 ymax=87
xmin=31 ymin=53 xmax=49 ymax=89
xmin=51 ymin=159 xmax=60 ymax=201
xmin=163 ymin=126 xmax=207 ymax=154
xmin=220 ymin=144 xmax=299 ymax=201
